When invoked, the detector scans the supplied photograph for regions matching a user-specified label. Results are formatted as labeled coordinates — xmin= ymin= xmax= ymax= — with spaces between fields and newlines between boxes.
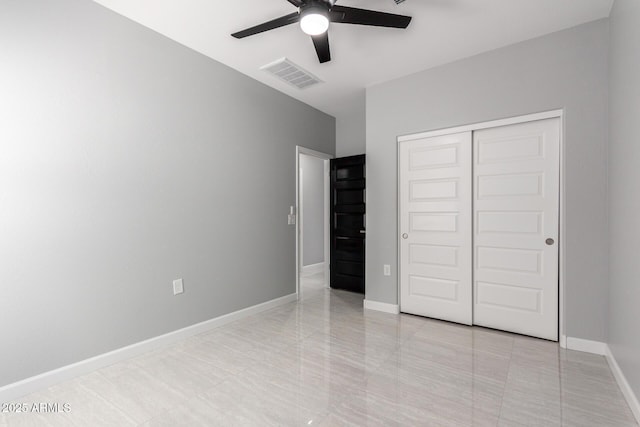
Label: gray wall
xmin=336 ymin=93 xmax=366 ymax=157
xmin=608 ymin=0 xmax=640 ymax=400
xmin=0 ymin=0 xmax=335 ymax=387
xmin=301 ymin=155 xmax=325 ymax=266
xmin=366 ymin=20 xmax=609 ymax=342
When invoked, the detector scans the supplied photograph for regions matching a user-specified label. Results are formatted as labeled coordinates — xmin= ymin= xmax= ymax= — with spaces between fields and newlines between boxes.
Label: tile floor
xmin=1 ymin=272 xmax=637 ymax=426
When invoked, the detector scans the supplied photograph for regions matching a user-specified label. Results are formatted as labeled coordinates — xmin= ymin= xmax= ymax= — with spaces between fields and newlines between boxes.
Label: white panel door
xmin=400 ymin=132 xmax=472 ymax=325
xmin=473 ymin=118 xmax=560 ymax=340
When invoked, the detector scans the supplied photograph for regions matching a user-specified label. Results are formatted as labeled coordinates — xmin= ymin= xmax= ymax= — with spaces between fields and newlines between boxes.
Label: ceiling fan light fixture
xmin=300 ymin=7 xmax=329 ymax=36
xmin=231 ymin=1 xmax=412 ymax=64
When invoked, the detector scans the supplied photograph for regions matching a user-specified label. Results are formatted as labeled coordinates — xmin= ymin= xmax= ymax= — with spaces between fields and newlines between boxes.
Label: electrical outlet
xmin=383 ymin=264 xmax=391 ymax=276
xmin=173 ymin=278 xmax=184 ymax=295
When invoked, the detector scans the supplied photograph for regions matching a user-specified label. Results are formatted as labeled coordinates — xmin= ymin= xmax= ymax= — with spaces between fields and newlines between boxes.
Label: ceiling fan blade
xmin=285 ymin=0 xmax=304 ymax=6
xmin=231 ymin=12 xmax=300 ymax=39
xmin=311 ymin=32 xmax=331 ymax=63
xmin=329 ymin=5 xmax=411 ymax=28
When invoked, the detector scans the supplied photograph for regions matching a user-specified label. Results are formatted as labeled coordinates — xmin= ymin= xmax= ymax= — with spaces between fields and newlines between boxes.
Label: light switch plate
xmin=383 ymin=265 xmax=391 ymax=276
xmin=173 ymin=278 xmax=184 ymax=295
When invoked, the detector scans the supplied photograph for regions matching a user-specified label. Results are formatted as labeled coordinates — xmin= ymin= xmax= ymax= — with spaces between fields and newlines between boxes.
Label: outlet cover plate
xmin=173 ymin=278 xmax=184 ymax=295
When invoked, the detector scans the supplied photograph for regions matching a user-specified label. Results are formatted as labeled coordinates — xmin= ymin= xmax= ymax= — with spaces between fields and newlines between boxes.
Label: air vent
xmin=260 ymin=58 xmax=323 ymax=90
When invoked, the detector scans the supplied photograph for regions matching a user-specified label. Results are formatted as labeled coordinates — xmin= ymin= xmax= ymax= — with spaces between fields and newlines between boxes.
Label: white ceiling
xmin=92 ymin=0 xmax=613 ymax=121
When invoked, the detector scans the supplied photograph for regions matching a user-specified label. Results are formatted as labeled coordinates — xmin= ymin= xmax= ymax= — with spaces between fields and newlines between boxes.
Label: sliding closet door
xmin=400 ymin=132 xmax=472 ymax=325
xmin=473 ymin=118 xmax=560 ymax=340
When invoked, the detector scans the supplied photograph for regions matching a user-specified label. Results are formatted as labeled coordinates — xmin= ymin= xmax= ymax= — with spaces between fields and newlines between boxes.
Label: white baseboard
xmin=0 ymin=293 xmax=297 ymax=404
xmin=605 ymin=345 xmax=640 ymax=424
xmin=301 ymin=262 xmax=325 ymax=275
xmin=560 ymin=334 xmax=567 ymax=349
xmin=565 ymin=336 xmax=608 ymax=355
xmin=564 ymin=337 xmax=640 ymax=424
xmin=364 ymin=299 xmax=400 ymax=314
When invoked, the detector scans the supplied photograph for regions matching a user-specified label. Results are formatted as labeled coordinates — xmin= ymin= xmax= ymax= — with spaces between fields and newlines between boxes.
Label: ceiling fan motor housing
xmin=299 ymin=0 xmax=332 ymax=17
xmin=300 ymin=0 xmax=334 ymax=10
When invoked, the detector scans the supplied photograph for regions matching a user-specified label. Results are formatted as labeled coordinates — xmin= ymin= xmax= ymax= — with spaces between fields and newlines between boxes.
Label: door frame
xmin=296 ymin=146 xmax=333 ymax=298
xmin=397 ymin=109 xmax=567 ymax=345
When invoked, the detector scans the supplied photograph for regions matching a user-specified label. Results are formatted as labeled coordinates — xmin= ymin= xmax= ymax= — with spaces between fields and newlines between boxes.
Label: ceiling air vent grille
xmin=260 ymin=58 xmax=323 ymax=90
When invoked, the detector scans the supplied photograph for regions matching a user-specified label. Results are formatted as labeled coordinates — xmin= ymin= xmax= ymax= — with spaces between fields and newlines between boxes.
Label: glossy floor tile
xmin=2 ymin=272 xmax=637 ymax=426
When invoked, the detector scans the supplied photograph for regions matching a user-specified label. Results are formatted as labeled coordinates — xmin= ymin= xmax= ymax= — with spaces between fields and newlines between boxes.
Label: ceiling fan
xmin=231 ymin=0 xmax=412 ymax=64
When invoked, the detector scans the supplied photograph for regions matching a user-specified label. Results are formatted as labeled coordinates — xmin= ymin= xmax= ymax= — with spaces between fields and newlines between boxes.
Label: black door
xmin=330 ymin=154 xmax=365 ymax=293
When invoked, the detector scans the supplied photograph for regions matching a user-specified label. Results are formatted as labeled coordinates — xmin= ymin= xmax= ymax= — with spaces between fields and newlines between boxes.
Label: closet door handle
xmin=402 ymin=233 xmax=408 ymax=239
xmin=545 ymin=238 xmax=555 ymax=246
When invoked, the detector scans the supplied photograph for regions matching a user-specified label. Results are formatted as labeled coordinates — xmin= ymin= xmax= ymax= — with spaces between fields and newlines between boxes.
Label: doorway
xmin=296 ymin=147 xmax=332 ymax=299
